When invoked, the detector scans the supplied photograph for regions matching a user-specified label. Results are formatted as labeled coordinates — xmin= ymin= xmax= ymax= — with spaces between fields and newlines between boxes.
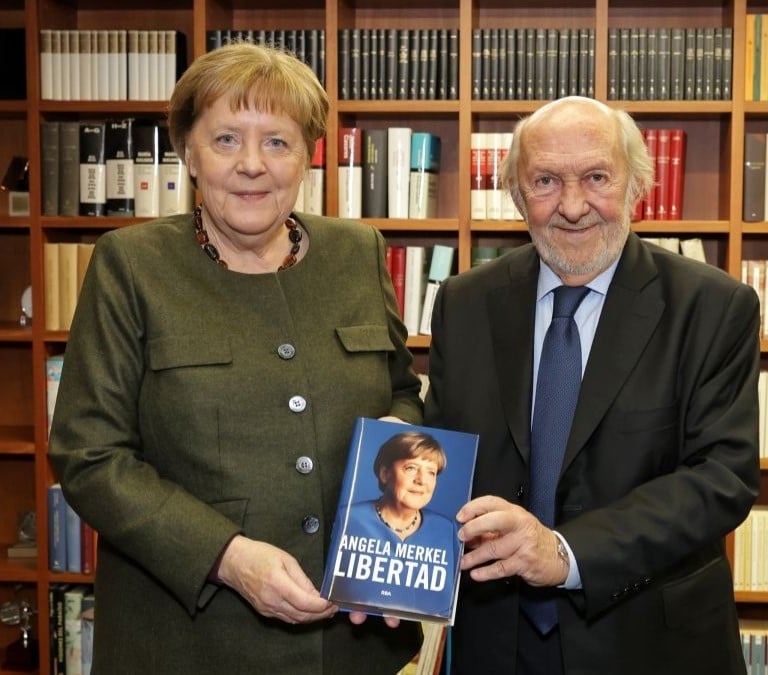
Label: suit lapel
xmin=562 ymin=233 xmax=666 ymax=473
xmin=487 ymin=246 xmax=539 ymax=463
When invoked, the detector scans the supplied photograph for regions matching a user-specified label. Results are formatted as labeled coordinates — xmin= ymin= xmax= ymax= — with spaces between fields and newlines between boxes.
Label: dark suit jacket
xmin=425 ymin=233 xmax=761 ymax=675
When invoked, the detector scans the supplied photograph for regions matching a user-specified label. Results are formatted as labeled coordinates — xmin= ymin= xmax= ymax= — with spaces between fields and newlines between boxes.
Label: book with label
xmin=158 ymin=126 xmax=193 ymax=216
xmin=303 ymin=136 xmax=325 ymax=216
xmin=133 ymin=121 xmax=160 ymax=217
xmin=387 ymin=127 xmax=412 ymax=218
xmin=79 ymin=122 xmax=106 ymax=216
xmin=419 ymin=245 xmax=456 ymax=334
xmin=105 ymin=118 xmax=135 ymax=216
xmin=320 ymin=417 xmax=478 ymax=624
xmin=408 ymin=132 xmax=440 ymax=219
xmin=362 ymin=129 xmax=388 ymax=218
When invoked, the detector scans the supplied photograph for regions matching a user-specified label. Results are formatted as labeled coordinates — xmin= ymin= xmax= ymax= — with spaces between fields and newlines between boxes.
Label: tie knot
xmin=552 ymin=285 xmax=589 ymax=318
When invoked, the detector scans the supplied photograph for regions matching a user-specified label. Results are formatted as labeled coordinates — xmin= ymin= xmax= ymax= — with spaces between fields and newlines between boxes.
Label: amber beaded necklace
xmin=193 ymin=205 xmax=302 ymax=271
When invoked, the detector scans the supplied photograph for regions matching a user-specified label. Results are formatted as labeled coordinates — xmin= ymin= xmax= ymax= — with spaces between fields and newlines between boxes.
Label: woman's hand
xmin=217 ymin=535 xmax=338 ymax=624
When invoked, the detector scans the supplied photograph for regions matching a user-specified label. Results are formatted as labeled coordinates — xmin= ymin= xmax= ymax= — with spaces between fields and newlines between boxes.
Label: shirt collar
xmin=536 ymin=256 xmax=620 ymax=302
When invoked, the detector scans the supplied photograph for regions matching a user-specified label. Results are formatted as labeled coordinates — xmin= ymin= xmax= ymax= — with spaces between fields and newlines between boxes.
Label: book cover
xmin=43 ymin=243 xmax=60 ymax=330
xmin=338 ymin=126 xmax=362 ymax=218
xmin=321 ymin=417 xmax=478 ymax=624
xmin=668 ymin=128 xmax=686 ymax=220
xmin=743 ymin=132 xmax=766 ymax=222
xmin=408 ymin=132 xmax=440 ymax=219
xmin=105 ymin=118 xmax=135 ymax=216
xmin=470 ymin=132 xmax=487 ymax=220
xmin=41 ymin=121 xmax=60 ymax=215
xmin=46 ymin=355 xmax=64 ymax=435
xmin=304 ymin=136 xmax=325 ymax=216
xmin=362 ymin=129 xmax=388 ymax=218
xmin=158 ymin=126 xmax=193 ymax=216
xmin=65 ymin=501 xmax=82 ymax=573
xmin=403 ymin=245 xmax=427 ymax=335
xmin=59 ymin=121 xmax=81 ymax=216
xmin=78 ymin=121 xmax=106 ymax=216
xmin=81 ymin=593 xmax=95 ymax=675
xmin=654 ymin=128 xmax=671 ymax=219
xmin=64 ymin=585 xmax=88 ymax=675
xmin=389 ymin=245 xmax=406 ymax=318
xmin=57 ymin=242 xmax=79 ymax=331
xmin=50 ymin=583 xmax=68 ymax=674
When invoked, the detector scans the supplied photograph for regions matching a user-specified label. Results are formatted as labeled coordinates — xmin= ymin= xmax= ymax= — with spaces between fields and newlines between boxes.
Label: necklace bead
xmin=375 ymin=504 xmax=419 ymax=534
xmin=193 ymin=205 xmax=302 ymax=271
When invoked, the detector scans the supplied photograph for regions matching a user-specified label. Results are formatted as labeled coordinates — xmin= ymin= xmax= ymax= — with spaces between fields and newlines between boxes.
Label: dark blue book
xmin=48 ymin=483 xmax=67 ymax=572
xmin=321 ymin=417 xmax=478 ymax=623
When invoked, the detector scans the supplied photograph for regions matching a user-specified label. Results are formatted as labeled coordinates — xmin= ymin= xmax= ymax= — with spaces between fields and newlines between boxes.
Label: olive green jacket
xmin=48 ymin=213 xmax=423 ymax=674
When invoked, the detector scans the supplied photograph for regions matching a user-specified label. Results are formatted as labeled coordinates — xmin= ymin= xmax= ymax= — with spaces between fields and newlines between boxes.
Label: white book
xmin=138 ymin=30 xmax=150 ymax=101
xmin=419 ymin=244 xmax=455 ymax=334
xmin=408 ymin=172 xmax=438 ymax=219
xmin=500 ymin=132 xmax=521 ymax=220
xmin=159 ymin=161 xmax=193 ymax=216
xmin=51 ymin=30 xmax=63 ymax=100
xmin=470 ymin=132 xmax=487 ymax=220
xmin=60 ymin=29 xmax=71 ymax=100
xmin=96 ymin=31 xmax=109 ymax=101
xmin=68 ymin=30 xmax=80 ymax=100
xmin=128 ymin=30 xmax=139 ymax=101
xmin=148 ymin=30 xmax=160 ymax=101
xmin=108 ymin=30 xmax=120 ymax=100
xmin=40 ymin=29 xmax=54 ymax=99
xmin=679 ymin=237 xmax=706 ymax=262
xmin=304 ymin=167 xmax=324 ymax=215
xmin=164 ymin=30 xmax=176 ymax=99
xmin=78 ymin=30 xmax=92 ymax=101
xmin=387 ymin=127 xmax=412 ymax=218
xmin=89 ymin=31 xmax=99 ymax=100
xmin=403 ymin=246 xmax=426 ymax=334
xmin=64 ymin=585 xmax=88 ymax=675
xmin=118 ymin=30 xmax=128 ymax=100
xmin=338 ymin=165 xmax=362 ymax=218
xmin=486 ymin=132 xmax=504 ymax=220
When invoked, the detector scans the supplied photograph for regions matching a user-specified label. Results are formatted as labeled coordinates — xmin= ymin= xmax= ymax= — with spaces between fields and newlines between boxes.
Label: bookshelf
xmin=0 ymin=0 xmax=766 ymax=671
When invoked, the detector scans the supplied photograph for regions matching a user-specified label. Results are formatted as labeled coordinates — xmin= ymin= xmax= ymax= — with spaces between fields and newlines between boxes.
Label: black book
xmin=339 ymin=29 xmax=350 ymax=100
xmin=105 ymin=118 xmax=135 ymax=216
xmin=471 ymin=29 xmax=481 ymax=99
xmin=362 ymin=128 xmax=388 ymax=218
xmin=397 ymin=29 xmax=409 ymax=99
xmin=0 ymin=28 xmax=26 ymax=99
xmin=78 ymin=121 xmax=107 ymax=217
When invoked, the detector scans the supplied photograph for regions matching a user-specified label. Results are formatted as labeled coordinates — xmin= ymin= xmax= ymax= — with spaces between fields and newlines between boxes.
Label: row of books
xmin=39 ymin=29 xmax=186 ymax=102
xmin=388 ymin=244 xmax=455 ymax=335
xmin=745 ymin=14 xmax=768 ymax=102
xmin=607 ymin=27 xmax=732 ymax=101
xmin=471 ymin=28 xmax=595 ymax=101
xmin=741 ymin=621 xmax=768 ymax=673
xmin=47 ymin=483 xmax=96 ymax=576
xmin=43 ymin=243 xmax=95 ymax=332
xmin=632 ymin=128 xmax=687 ymax=221
xmin=469 ymin=132 xmax=523 ymax=221
xmin=733 ymin=507 xmax=768 ymax=592
xmin=206 ymin=29 xmax=325 ymax=86
xmin=339 ymin=128 xmax=440 ymax=220
xmin=41 ymin=119 xmax=194 ymax=219
xmin=50 ymin=583 xmax=94 ymax=675
xmin=339 ymin=28 xmax=458 ymax=101
xmin=742 ymin=261 xmax=768 ymax=341
xmin=640 ymin=237 xmax=708 ymax=263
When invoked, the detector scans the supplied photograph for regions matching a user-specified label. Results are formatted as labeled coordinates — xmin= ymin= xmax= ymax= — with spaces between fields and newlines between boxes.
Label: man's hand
xmin=457 ymin=495 xmax=569 ymax=587
xmin=217 ymin=535 xmax=338 ymax=624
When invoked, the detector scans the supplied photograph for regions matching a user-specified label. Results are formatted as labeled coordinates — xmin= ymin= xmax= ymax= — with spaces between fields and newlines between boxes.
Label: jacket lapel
xmin=562 ymin=233 xmax=666 ymax=473
xmin=486 ymin=245 xmax=540 ymax=464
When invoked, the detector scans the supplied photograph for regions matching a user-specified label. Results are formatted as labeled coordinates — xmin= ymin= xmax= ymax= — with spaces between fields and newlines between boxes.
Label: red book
xmin=80 ymin=520 xmax=96 ymax=574
xmin=654 ymin=129 xmax=671 ymax=220
xmin=668 ymin=129 xmax=686 ymax=220
xmin=643 ymin=128 xmax=658 ymax=221
xmin=389 ymin=245 xmax=406 ymax=318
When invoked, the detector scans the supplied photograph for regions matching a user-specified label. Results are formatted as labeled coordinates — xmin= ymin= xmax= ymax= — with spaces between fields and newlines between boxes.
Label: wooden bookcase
xmin=0 ymin=0 xmax=766 ymax=671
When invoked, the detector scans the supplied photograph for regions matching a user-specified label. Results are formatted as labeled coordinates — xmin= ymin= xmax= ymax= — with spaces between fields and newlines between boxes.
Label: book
xmin=50 ymin=583 xmax=69 ymax=674
xmin=48 ymin=483 xmax=67 ymax=572
xmin=5 ymin=541 xmax=37 ymax=559
xmin=668 ymin=128 xmax=686 ymax=220
xmin=78 ymin=121 xmax=106 ymax=216
xmin=81 ymin=593 xmax=95 ymax=675
xmin=44 ymin=244 xmax=60 ymax=331
xmin=403 ymin=246 xmax=427 ymax=335
xmin=389 ymin=245 xmax=407 ymax=318
xmin=654 ymin=128 xmax=671 ymax=219
xmin=59 ymin=121 xmax=81 ymax=216
xmin=419 ymin=244 xmax=455 ymax=335
xmin=320 ymin=416 xmax=478 ymax=623
xmin=387 ymin=127 xmax=412 ymax=218
xmin=338 ymin=126 xmax=362 ymax=218
xmin=132 ymin=120 xmax=160 ymax=217
xmin=304 ymin=136 xmax=325 ymax=215
xmin=158 ymin=126 xmax=193 ymax=216
xmin=65 ymin=500 xmax=82 ymax=573
xmin=408 ymin=132 xmax=440 ymax=219
xmin=362 ymin=129 xmax=388 ymax=218
xmin=65 ymin=585 xmax=89 ymax=675
xmin=46 ymin=355 xmax=64 ymax=435
xmin=744 ymin=132 xmax=766 ymax=222
xmin=470 ymin=132 xmax=487 ymax=220
xmin=58 ymin=242 xmax=79 ymax=331
xmin=105 ymin=118 xmax=135 ymax=216
xmin=41 ymin=121 xmax=60 ymax=215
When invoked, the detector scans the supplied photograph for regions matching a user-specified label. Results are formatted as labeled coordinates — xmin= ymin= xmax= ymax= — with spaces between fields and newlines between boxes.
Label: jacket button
xmin=295 ymin=456 xmax=314 ymax=474
xmin=302 ymin=515 xmax=320 ymax=534
xmin=288 ymin=395 xmax=307 ymax=412
xmin=517 ymin=484 xmax=525 ymax=499
xmin=277 ymin=343 xmax=296 ymax=359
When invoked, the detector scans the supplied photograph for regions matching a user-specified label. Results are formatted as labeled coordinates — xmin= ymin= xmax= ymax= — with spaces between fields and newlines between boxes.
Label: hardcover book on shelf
xmin=338 ymin=127 xmax=362 ymax=218
xmin=362 ymin=129 xmax=388 ymax=218
xmin=321 ymin=417 xmax=478 ymax=624
xmin=408 ymin=132 xmax=440 ymax=219
xmin=41 ymin=121 xmax=60 ymax=215
xmin=105 ymin=118 xmax=135 ymax=216
xmin=78 ymin=122 xmax=106 ymax=216
xmin=158 ymin=126 xmax=193 ymax=217
xmin=419 ymin=245 xmax=455 ymax=335
xmin=304 ymin=136 xmax=325 ymax=216
xmin=48 ymin=484 xmax=67 ymax=572
xmin=133 ymin=121 xmax=160 ymax=218
xmin=387 ymin=127 xmax=412 ymax=218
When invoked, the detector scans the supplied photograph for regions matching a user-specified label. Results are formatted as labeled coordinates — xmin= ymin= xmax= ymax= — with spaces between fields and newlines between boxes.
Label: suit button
xmin=517 ymin=484 xmax=525 ymax=500
xmin=288 ymin=395 xmax=307 ymax=412
xmin=277 ymin=343 xmax=296 ymax=359
xmin=295 ymin=456 xmax=314 ymax=474
xmin=302 ymin=515 xmax=320 ymax=534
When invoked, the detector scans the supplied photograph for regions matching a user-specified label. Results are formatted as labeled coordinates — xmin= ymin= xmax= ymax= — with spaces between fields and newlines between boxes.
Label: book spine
xmin=41 ymin=121 xmax=60 ymax=216
xmin=387 ymin=127 xmax=412 ymax=218
xmin=338 ymin=127 xmax=362 ymax=218
xmin=654 ymin=128 xmax=671 ymax=219
xmin=48 ymin=484 xmax=67 ymax=572
xmin=65 ymin=502 xmax=82 ymax=572
xmin=44 ymin=244 xmax=61 ymax=331
xmin=158 ymin=126 xmax=193 ymax=216
xmin=486 ymin=132 xmax=504 ymax=220
xmin=744 ymin=132 xmax=767 ymax=222
xmin=105 ymin=118 xmax=135 ymax=216
xmin=362 ymin=129 xmax=388 ymax=218
xmin=389 ymin=245 xmax=406 ymax=317
xmin=57 ymin=242 xmax=79 ymax=331
xmin=59 ymin=121 xmax=81 ymax=216
xmin=403 ymin=246 xmax=426 ymax=334
xmin=668 ymin=129 xmax=686 ymax=220
xmin=408 ymin=132 xmax=440 ymax=219
xmin=78 ymin=122 xmax=106 ymax=216
xmin=643 ymin=128 xmax=658 ymax=220
xmin=133 ymin=122 xmax=160 ymax=218
xmin=470 ymin=132 xmax=487 ymax=220
xmin=305 ymin=136 xmax=325 ymax=216
xmin=46 ymin=355 xmax=64 ymax=434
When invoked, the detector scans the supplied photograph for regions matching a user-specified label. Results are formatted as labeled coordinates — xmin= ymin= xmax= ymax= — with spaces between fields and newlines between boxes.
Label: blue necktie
xmin=523 ymin=285 xmax=589 ymax=635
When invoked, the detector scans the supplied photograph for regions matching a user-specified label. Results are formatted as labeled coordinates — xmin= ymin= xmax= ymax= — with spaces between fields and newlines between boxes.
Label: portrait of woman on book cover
xmin=328 ymin=430 xmax=463 ymax=619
